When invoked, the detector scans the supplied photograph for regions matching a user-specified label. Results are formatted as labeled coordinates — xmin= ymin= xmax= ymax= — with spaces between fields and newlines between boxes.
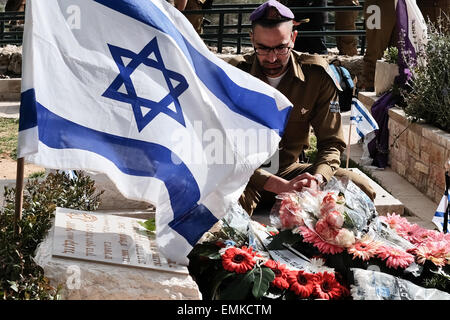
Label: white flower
xmin=335 ymin=229 xmax=355 ymax=248
xmin=307 ymin=257 xmax=335 ymax=273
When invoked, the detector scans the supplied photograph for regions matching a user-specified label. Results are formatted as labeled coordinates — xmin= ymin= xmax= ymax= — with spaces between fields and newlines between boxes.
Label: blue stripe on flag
xmin=434 ymin=211 xmax=445 ymax=218
xmin=352 ymin=99 xmax=378 ymax=130
xmin=94 ymin=0 xmax=291 ymax=136
xmin=21 ymin=89 xmax=217 ymax=246
xmin=19 ymin=89 xmax=37 ymax=131
xmin=356 ymin=127 xmax=364 ymax=139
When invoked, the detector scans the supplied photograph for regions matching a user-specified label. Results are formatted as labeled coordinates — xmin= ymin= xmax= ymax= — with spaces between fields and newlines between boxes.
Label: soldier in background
xmin=286 ymin=0 xmax=328 ymax=54
xmin=5 ymin=0 xmax=26 ymax=12
xmin=333 ymin=0 xmax=359 ymax=56
xmin=175 ymin=0 xmax=212 ymax=34
xmin=362 ymin=0 xmax=397 ymax=91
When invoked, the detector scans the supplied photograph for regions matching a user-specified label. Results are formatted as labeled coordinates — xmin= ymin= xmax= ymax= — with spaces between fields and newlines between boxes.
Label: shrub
xmin=0 ymin=171 xmax=103 ymax=299
xmin=383 ymin=46 xmax=399 ymax=64
xmin=400 ymin=15 xmax=450 ymax=132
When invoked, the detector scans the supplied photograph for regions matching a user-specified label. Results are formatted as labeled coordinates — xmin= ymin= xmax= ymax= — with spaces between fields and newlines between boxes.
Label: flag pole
xmin=346 ymin=122 xmax=352 ymax=169
xmin=346 ymin=77 xmax=358 ymax=170
xmin=14 ymin=157 xmax=25 ymax=235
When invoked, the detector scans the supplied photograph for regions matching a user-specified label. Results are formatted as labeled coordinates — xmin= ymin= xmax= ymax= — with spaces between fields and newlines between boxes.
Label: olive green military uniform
xmin=363 ymin=0 xmax=397 ymax=89
xmin=229 ymin=50 xmax=376 ymax=215
xmin=334 ymin=0 xmax=359 ymax=56
xmin=184 ymin=0 xmax=207 ymax=34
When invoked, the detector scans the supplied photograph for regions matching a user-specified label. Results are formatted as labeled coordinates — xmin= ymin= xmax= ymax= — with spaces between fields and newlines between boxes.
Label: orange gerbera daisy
xmin=221 ymin=247 xmax=256 ymax=274
xmin=287 ymin=270 xmax=317 ymax=298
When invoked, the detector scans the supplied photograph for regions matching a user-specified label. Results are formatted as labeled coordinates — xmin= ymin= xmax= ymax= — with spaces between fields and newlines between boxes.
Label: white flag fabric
xmin=396 ymin=0 xmax=428 ymax=57
xmin=432 ymin=194 xmax=449 ymax=233
xmin=18 ymin=0 xmax=293 ymax=264
xmin=350 ymin=98 xmax=379 ymax=139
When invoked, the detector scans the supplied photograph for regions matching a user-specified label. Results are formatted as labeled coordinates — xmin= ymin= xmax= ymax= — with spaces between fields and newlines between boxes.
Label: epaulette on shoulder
xmin=296 ymin=53 xmax=329 ymax=69
xmin=227 ymin=53 xmax=254 ymax=73
xmin=295 ymin=52 xmax=342 ymax=91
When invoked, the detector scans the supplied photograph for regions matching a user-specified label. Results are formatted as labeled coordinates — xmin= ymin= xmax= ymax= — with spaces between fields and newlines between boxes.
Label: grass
xmin=307 ymin=133 xmax=380 ymax=184
xmin=0 ymin=117 xmax=19 ymax=160
xmin=28 ymin=171 xmax=46 ymax=179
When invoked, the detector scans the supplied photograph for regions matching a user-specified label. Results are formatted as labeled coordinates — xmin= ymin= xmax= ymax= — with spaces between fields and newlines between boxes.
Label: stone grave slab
xmin=34 ymin=207 xmax=201 ymax=300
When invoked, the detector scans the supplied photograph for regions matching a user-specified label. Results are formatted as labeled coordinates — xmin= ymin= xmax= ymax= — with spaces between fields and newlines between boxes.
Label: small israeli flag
xmin=432 ymin=193 xmax=449 ymax=233
xmin=350 ymin=98 xmax=379 ymax=139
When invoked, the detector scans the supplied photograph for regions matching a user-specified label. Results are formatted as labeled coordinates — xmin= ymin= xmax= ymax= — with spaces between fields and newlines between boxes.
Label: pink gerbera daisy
xmin=347 ymin=239 xmax=380 ymax=261
xmin=376 ymin=246 xmax=414 ymax=269
xmin=380 ymin=213 xmax=409 ymax=231
xmin=395 ymin=223 xmax=427 ymax=245
xmin=299 ymin=226 xmax=344 ymax=255
xmin=413 ymin=229 xmax=440 ymax=245
xmin=415 ymin=241 xmax=448 ymax=267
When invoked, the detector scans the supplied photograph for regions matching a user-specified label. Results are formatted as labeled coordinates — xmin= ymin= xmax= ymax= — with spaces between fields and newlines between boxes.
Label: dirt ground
xmin=0 ymin=157 xmax=44 ymax=179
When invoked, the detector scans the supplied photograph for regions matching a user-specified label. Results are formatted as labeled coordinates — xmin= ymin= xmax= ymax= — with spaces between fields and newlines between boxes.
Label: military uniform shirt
xmin=228 ymin=50 xmax=347 ymax=190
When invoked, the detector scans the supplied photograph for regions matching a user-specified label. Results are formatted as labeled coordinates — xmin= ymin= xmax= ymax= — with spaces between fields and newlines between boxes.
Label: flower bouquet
xmin=187 ymin=178 xmax=450 ymax=300
xmin=267 ymin=178 xmax=450 ymax=297
xmin=187 ymin=202 xmax=351 ymax=300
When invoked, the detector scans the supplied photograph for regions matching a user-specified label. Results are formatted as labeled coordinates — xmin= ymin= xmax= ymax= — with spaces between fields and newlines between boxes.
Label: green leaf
xmin=219 ymin=269 xmax=255 ymax=300
xmin=252 ymin=267 xmax=275 ymax=299
xmin=267 ymin=230 xmax=300 ymax=250
xmin=138 ymin=218 xmax=156 ymax=232
xmin=189 ymin=243 xmax=221 ymax=260
xmin=210 ymin=269 xmax=235 ymax=300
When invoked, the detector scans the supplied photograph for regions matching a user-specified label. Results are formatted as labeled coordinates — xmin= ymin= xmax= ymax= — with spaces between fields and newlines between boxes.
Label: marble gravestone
xmin=34 ymin=208 xmax=202 ymax=300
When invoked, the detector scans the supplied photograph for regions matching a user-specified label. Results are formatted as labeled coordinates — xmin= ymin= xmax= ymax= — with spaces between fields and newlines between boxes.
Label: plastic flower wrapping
xmin=187 ymin=177 xmax=450 ymax=300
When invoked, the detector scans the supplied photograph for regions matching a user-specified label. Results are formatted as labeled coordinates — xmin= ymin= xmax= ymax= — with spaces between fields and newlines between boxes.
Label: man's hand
xmin=263 ymin=173 xmax=323 ymax=195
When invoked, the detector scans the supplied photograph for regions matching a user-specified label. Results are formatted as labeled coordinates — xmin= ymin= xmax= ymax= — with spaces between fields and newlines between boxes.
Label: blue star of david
xmin=351 ymin=116 xmax=363 ymax=123
xmin=103 ymin=37 xmax=189 ymax=132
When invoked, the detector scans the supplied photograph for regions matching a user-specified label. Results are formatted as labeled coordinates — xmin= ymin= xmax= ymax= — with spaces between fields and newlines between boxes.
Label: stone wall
xmin=0 ymin=45 xmax=22 ymax=77
xmin=388 ymin=107 xmax=450 ymax=204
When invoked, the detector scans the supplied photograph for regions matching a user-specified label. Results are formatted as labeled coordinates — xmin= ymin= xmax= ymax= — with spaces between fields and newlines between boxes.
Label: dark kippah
xmin=249 ymin=0 xmax=295 ymax=23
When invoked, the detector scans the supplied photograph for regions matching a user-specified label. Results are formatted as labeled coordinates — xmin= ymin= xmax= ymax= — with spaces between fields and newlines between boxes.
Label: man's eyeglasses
xmin=254 ymin=45 xmax=292 ymax=56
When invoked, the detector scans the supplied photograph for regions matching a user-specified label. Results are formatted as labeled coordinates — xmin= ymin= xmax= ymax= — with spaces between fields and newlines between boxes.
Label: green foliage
xmin=188 ymin=243 xmax=275 ymax=300
xmin=383 ymin=47 xmax=399 ymax=64
xmin=401 ymin=15 xmax=450 ymax=132
xmin=0 ymin=118 xmax=19 ymax=159
xmin=138 ymin=218 xmax=156 ymax=232
xmin=305 ymin=134 xmax=317 ymax=163
xmin=0 ymin=171 xmax=104 ymax=299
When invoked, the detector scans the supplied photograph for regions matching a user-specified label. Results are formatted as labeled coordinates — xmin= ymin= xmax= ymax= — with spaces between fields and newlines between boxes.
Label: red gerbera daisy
xmin=265 ymin=260 xmax=290 ymax=290
xmin=287 ymin=270 xmax=316 ymax=298
xmin=221 ymin=247 xmax=256 ymax=274
xmin=313 ymin=272 xmax=343 ymax=300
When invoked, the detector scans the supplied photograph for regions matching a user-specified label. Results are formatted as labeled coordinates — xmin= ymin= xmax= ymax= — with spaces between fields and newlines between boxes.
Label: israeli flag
xmin=432 ymin=193 xmax=449 ymax=233
xmin=18 ymin=0 xmax=292 ymax=264
xmin=350 ymin=98 xmax=379 ymax=139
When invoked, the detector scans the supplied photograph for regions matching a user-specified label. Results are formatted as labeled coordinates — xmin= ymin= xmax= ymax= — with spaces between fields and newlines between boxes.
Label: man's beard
xmin=261 ymin=61 xmax=286 ymax=77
